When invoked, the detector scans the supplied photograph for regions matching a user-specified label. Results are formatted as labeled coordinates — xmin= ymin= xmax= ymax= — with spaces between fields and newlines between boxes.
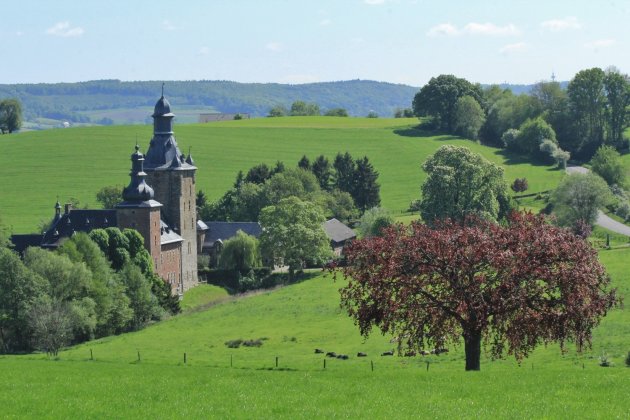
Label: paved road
xmin=565 ymin=166 xmax=630 ymax=237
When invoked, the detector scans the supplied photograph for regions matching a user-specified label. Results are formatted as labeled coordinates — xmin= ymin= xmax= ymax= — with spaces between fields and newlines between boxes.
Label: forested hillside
xmin=0 ymin=79 xmax=418 ymax=127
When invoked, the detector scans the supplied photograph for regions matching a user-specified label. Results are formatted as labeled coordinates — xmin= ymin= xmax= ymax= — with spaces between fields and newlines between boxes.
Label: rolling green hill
xmin=0 ymin=79 xmax=419 ymax=126
xmin=1 ymin=247 xmax=628 ymax=417
xmin=0 ymin=117 xmax=563 ymax=233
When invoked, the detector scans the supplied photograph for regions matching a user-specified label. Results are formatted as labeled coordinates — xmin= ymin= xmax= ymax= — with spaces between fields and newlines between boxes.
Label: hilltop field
xmin=0 ymin=116 xmax=566 ymax=233
xmin=1 ymin=117 xmax=629 ymax=417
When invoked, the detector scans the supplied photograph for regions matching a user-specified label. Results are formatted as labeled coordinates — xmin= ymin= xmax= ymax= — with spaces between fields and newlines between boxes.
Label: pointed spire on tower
xmin=186 ymin=146 xmax=194 ymax=165
xmin=54 ymin=198 xmax=62 ymax=221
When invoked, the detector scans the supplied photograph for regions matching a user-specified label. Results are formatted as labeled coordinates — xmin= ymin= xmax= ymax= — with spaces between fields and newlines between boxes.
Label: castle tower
xmin=144 ymin=93 xmax=198 ymax=291
xmin=116 ymin=145 xmax=163 ymax=274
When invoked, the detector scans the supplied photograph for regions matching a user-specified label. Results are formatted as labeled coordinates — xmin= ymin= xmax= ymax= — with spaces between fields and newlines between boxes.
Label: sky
xmin=1 ymin=0 xmax=629 ymax=86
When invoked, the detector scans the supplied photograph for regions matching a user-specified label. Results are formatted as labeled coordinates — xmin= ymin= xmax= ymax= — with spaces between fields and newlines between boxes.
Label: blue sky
xmin=2 ymin=0 xmax=629 ymax=86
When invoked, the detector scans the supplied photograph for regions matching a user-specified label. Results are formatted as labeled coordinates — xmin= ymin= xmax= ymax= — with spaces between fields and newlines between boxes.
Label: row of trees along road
xmin=332 ymin=145 xmax=619 ymax=371
xmin=0 ymin=99 xmax=22 ymax=134
xmin=413 ymin=67 xmax=630 ymax=162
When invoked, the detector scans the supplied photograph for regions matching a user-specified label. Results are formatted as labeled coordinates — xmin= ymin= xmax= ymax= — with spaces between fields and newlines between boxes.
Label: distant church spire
xmin=122 ymin=144 xmax=154 ymax=202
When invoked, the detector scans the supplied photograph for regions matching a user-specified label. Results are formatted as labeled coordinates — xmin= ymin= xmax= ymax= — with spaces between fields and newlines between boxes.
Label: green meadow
xmin=1 ymin=117 xmax=627 ymax=417
xmin=1 ymin=247 xmax=628 ymax=418
xmin=0 ymin=116 xmax=563 ymax=233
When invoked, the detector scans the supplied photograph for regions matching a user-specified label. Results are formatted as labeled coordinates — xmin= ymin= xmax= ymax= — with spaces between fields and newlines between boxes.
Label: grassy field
xmin=1 ymin=246 xmax=628 ymax=418
xmin=1 ymin=116 xmax=563 ymax=232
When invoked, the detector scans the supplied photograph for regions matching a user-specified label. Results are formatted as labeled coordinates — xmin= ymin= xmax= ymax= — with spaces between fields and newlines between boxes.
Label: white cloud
xmin=499 ymin=42 xmax=529 ymax=54
xmin=463 ymin=22 xmax=520 ymax=36
xmin=584 ymin=39 xmax=615 ymax=49
xmin=427 ymin=22 xmax=519 ymax=37
xmin=46 ymin=21 xmax=84 ymax=37
xmin=320 ymin=19 xmax=332 ymax=26
xmin=427 ymin=23 xmax=459 ymax=37
xmin=364 ymin=0 xmax=387 ymax=4
xmin=16 ymin=31 xmax=24 ymax=36
xmin=198 ymin=46 xmax=210 ymax=55
xmin=162 ymin=20 xmax=176 ymax=31
xmin=541 ymin=16 xmax=581 ymax=31
xmin=265 ymin=41 xmax=283 ymax=52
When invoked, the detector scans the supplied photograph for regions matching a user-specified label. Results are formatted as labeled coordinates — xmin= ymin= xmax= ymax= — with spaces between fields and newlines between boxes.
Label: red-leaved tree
xmin=334 ymin=212 xmax=618 ymax=371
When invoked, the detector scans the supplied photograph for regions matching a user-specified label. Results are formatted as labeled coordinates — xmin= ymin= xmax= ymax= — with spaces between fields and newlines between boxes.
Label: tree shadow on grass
xmin=493 ymin=149 xmax=562 ymax=172
xmin=393 ymin=125 xmax=460 ymax=142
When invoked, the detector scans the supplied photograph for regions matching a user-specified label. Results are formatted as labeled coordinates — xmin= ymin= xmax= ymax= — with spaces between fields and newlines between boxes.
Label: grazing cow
xmin=420 ymin=350 xmax=431 ymax=356
xmin=404 ymin=350 xmax=416 ymax=357
xmin=357 ymin=352 xmax=368 ymax=357
xmin=435 ymin=348 xmax=449 ymax=355
xmin=326 ymin=352 xmax=337 ymax=358
xmin=337 ymin=354 xmax=349 ymax=360
xmin=381 ymin=350 xmax=394 ymax=356
xmin=314 ymin=349 xmax=324 ymax=354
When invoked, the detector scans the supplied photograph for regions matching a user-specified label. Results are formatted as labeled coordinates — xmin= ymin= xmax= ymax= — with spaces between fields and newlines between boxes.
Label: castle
xmin=11 ymin=94 xmax=204 ymax=295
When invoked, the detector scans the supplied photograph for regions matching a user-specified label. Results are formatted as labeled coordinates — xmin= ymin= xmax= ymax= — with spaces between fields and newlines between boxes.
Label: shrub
xmin=616 ymin=200 xmax=630 ymax=221
xmin=242 ymin=339 xmax=263 ymax=347
xmin=511 ymin=178 xmax=529 ymax=194
xmin=625 ymin=351 xmax=630 ymax=367
xmin=408 ymin=199 xmax=422 ymax=212
xmin=366 ymin=111 xmax=378 ymax=118
xmin=599 ymin=352 xmax=612 ymax=367
xmin=225 ymin=339 xmax=243 ymax=348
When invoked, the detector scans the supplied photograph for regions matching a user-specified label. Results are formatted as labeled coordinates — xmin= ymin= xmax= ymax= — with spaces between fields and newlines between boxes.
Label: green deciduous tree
xmin=218 ymin=230 xmax=262 ymax=273
xmin=0 ymin=248 xmax=46 ymax=353
xmin=551 ymin=172 xmax=612 ymax=227
xmin=259 ymin=197 xmax=332 ymax=280
xmin=590 ymin=145 xmax=626 ymax=186
xmin=268 ymin=105 xmax=287 ymax=117
xmin=119 ymin=263 xmax=159 ymax=330
xmin=96 ymin=185 xmax=123 ymax=209
xmin=28 ymin=297 xmax=73 ymax=357
xmin=324 ymin=108 xmax=348 ymax=117
xmin=567 ymin=68 xmax=607 ymax=159
xmin=453 ymin=95 xmax=486 ymax=140
xmin=0 ymin=99 xmax=23 ymax=134
xmin=290 ymin=101 xmax=320 ymax=116
xmin=419 ymin=145 xmax=511 ymax=223
xmin=357 ymin=207 xmax=394 ymax=238
xmin=514 ymin=117 xmax=558 ymax=160
xmin=412 ymin=74 xmax=483 ymax=132
xmin=603 ymin=68 xmax=630 ymax=149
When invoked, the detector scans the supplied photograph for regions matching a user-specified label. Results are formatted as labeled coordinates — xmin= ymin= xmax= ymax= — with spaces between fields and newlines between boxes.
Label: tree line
xmin=413 ymin=67 xmax=630 ymax=162
xmin=0 ymin=228 xmax=179 ymax=356
xmin=0 ymin=79 xmax=416 ymax=123
xmin=198 ymin=151 xmax=380 ymax=223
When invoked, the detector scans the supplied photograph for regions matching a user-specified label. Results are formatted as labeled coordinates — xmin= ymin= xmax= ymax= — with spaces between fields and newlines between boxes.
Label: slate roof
xmin=323 ymin=218 xmax=356 ymax=244
xmin=160 ymin=220 xmax=183 ymax=245
xmin=10 ymin=234 xmax=44 ymax=254
xmin=203 ymin=221 xmax=262 ymax=247
xmin=42 ymin=209 xmax=118 ymax=249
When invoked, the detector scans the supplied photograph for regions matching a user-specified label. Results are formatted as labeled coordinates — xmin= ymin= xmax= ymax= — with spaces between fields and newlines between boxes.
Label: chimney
xmin=64 ymin=203 xmax=73 ymax=215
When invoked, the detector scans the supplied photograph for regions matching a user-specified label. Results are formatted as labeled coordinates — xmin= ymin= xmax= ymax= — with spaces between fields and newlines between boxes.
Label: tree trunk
xmin=464 ymin=331 xmax=481 ymax=371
